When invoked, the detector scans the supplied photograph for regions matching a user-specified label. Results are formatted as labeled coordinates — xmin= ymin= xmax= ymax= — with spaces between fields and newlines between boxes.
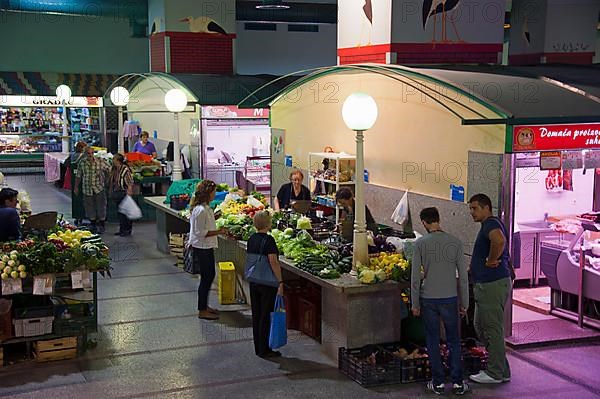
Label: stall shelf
xmin=144 ymin=196 xmax=406 ymax=360
xmin=309 ymin=152 xmax=356 ymax=224
xmin=0 ymin=272 xmax=99 ymax=363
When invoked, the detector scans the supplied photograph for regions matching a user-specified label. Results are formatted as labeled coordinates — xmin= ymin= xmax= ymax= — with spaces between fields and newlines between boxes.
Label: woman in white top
xmin=188 ymin=180 xmax=226 ymax=320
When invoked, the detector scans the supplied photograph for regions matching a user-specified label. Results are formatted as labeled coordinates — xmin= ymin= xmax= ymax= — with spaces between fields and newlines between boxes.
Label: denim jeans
xmin=421 ymin=297 xmax=463 ymax=385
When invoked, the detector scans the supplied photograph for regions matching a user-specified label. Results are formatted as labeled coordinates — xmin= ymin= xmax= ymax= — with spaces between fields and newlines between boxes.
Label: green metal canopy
xmin=237 ymin=64 xmax=600 ymax=126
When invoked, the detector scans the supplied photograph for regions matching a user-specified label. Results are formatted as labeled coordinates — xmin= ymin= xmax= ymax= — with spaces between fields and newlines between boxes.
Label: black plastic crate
xmin=338 ymin=346 xmax=403 ymax=387
xmin=400 ymin=357 xmax=432 ymax=383
xmin=52 ymin=302 xmax=97 ymax=335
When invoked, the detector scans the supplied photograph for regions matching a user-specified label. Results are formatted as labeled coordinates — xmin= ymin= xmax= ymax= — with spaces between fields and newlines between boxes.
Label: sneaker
xmin=452 ymin=382 xmax=470 ymax=395
xmin=469 ymin=371 xmax=502 ymax=384
xmin=502 ymin=376 xmax=511 ymax=382
xmin=426 ymin=381 xmax=445 ymax=395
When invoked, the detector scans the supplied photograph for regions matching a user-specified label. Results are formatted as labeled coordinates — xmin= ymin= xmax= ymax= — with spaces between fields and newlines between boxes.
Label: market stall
xmin=236 ymin=63 xmax=600 ymax=340
xmin=145 ymin=189 xmax=415 ymax=360
xmin=0 ymin=217 xmax=111 ymax=364
xmin=0 ymin=95 xmax=103 ymax=173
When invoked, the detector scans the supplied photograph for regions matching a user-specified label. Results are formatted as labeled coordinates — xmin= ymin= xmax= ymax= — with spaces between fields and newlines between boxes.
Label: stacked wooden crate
xmin=169 ymin=233 xmax=187 ymax=268
xmin=33 ymin=336 xmax=78 ymax=362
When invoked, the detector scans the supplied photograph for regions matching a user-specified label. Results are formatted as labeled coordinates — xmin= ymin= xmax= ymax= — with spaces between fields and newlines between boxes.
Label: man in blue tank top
xmin=468 ymin=193 xmax=512 ymax=385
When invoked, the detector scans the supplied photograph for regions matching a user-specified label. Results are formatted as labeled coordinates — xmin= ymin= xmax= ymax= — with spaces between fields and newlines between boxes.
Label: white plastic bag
xmin=246 ymin=195 xmax=263 ymax=208
xmin=118 ymin=195 xmax=142 ymax=220
xmin=391 ymin=190 xmax=409 ymax=226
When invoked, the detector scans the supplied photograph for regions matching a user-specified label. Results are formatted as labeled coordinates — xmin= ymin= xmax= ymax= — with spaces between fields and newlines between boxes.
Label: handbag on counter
xmin=244 ymin=237 xmax=279 ymax=287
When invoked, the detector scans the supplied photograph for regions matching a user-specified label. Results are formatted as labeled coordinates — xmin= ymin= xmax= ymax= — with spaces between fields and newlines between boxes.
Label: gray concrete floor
xmin=1 ymin=176 xmax=600 ymax=398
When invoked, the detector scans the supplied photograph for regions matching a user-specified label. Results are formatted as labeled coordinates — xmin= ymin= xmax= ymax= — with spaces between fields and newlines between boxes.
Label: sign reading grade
xmin=513 ymin=123 xmax=600 ymax=152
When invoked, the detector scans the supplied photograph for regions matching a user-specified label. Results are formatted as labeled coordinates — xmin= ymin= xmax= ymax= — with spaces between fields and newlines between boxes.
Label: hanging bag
xmin=269 ymin=295 xmax=287 ymax=349
xmin=118 ymin=195 xmax=142 ymax=220
xmin=244 ymin=237 xmax=279 ymax=287
xmin=183 ymin=244 xmax=200 ymax=274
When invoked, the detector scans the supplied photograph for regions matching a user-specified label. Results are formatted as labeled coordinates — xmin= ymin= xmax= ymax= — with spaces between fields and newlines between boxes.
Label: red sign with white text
xmin=513 ymin=123 xmax=600 ymax=152
xmin=201 ymin=105 xmax=269 ymax=119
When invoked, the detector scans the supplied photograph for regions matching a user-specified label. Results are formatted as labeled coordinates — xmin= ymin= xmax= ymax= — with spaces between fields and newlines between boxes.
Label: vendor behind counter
xmin=336 ymin=187 xmax=378 ymax=241
xmin=0 ymin=188 xmax=21 ymax=242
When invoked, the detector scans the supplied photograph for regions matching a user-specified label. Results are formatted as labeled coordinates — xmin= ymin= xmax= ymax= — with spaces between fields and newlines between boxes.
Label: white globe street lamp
xmin=164 ymin=89 xmax=188 ymax=181
xmin=342 ymin=93 xmax=378 ymax=276
xmin=56 ymin=84 xmax=72 ymax=154
xmin=110 ymin=86 xmax=130 ymax=154
xmin=56 ymin=84 xmax=72 ymax=103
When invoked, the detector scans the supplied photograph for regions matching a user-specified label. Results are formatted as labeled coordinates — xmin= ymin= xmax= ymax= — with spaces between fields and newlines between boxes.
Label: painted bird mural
xmin=358 ymin=0 xmax=373 ymax=47
xmin=422 ymin=0 xmax=462 ymax=44
xmin=179 ymin=16 xmax=227 ymax=34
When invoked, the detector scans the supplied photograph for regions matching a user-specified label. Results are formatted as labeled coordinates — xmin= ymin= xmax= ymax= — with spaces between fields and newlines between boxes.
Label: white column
xmin=117 ymin=106 xmax=124 ymax=154
xmin=61 ymin=105 xmax=69 ymax=154
xmin=172 ymin=112 xmax=183 ymax=181
xmin=352 ymin=130 xmax=368 ymax=275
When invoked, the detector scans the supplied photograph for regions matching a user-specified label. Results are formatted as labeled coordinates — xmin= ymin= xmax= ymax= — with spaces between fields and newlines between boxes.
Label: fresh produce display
xmin=370 ymin=234 xmax=397 ymax=254
xmin=369 ymin=252 xmax=411 ymax=282
xmin=48 ymin=229 xmax=94 ymax=248
xmin=296 ymin=216 xmax=312 ymax=230
xmin=0 ymin=228 xmax=111 ymax=278
xmin=216 ymin=183 xmax=230 ymax=192
xmin=0 ymin=251 xmax=28 ymax=280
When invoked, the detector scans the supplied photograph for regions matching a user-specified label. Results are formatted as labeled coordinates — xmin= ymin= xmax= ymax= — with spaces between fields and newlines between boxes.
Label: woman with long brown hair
xmin=188 ymin=180 xmax=226 ymax=320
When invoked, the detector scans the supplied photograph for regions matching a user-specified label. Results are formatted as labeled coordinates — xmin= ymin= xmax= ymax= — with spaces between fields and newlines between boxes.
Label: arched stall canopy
xmin=105 ymin=72 xmax=302 ymax=177
xmin=239 ymin=63 xmax=600 ymax=337
xmin=238 ymin=63 xmax=600 ymax=202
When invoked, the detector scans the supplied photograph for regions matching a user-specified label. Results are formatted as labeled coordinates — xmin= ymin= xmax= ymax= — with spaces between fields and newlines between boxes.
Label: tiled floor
xmin=1 ymin=176 xmax=600 ymax=398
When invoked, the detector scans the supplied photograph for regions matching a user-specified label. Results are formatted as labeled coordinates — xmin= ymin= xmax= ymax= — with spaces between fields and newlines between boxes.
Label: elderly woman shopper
xmin=188 ymin=180 xmax=226 ymax=321
xmin=109 ymin=153 xmax=134 ymax=237
xmin=247 ymin=211 xmax=284 ymax=358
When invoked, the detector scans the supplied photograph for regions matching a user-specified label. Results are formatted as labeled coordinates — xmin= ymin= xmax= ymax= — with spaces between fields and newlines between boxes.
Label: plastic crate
xmin=338 ymin=346 xmax=403 ymax=387
xmin=400 ymin=357 xmax=432 ymax=383
xmin=170 ymin=195 xmax=190 ymax=210
xmin=14 ymin=316 xmax=54 ymax=337
xmin=463 ymin=353 xmax=488 ymax=375
xmin=218 ymin=262 xmax=236 ymax=305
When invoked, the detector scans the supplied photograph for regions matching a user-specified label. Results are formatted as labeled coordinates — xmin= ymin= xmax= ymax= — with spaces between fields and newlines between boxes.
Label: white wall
xmin=0 ymin=12 xmax=148 ymax=74
xmin=514 ymin=167 xmax=595 ymax=224
xmin=234 ymin=22 xmax=337 ymax=75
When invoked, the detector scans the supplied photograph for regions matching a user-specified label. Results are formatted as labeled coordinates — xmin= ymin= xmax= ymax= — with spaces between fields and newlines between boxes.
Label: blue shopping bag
xmin=269 ymin=295 xmax=287 ymax=350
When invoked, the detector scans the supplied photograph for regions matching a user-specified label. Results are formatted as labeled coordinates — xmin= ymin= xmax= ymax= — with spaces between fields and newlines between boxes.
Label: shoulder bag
xmin=244 ymin=236 xmax=279 ymax=287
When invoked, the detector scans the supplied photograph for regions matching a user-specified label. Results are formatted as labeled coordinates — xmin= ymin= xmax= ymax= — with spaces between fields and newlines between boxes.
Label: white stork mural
xmin=422 ymin=0 xmax=463 ymax=44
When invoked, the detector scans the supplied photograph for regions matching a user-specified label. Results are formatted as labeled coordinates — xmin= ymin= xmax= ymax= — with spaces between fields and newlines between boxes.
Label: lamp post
xmin=110 ymin=86 xmax=130 ymax=154
xmin=164 ymin=89 xmax=188 ymax=181
xmin=56 ymin=84 xmax=71 ymax=154
xmin=341 ymin=93 xmax=378 ymax=276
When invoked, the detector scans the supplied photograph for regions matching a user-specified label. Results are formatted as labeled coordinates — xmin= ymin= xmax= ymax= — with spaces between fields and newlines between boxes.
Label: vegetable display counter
xmin=144 ymin=196 xmax=407 ymax=360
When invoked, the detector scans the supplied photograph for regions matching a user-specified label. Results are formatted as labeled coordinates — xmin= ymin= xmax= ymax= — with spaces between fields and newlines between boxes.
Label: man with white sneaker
xmin=468 ymin=194 xmax=512 ymax=384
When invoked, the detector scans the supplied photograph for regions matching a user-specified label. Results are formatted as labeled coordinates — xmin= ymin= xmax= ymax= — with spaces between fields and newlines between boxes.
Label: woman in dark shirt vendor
xmin=274 ymin=170 xmax=311 ymax=210
xmin=0 ymin=188 xmax=21 ymax=242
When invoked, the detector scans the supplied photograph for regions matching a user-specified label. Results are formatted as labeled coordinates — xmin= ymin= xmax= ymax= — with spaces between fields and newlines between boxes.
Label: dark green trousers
xmin=474 ymin=277 xmax=511 ymax=380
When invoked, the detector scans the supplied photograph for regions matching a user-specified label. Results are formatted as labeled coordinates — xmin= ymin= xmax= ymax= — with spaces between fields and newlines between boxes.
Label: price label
xmin=82 ymin=270 xmax=92 ymax=288
xmin=71 ymin=271 xmax=83 ymax=289
xmin=540 ymin=151 xmax=562 ymax=170
xmin=1 ymin=278 xmax=23 ymax=295
xmin=562 ymin=151 xmax=584 ymax=170
xmin=33 ymin=275 xmax=54 ymax=295
xmin=584 ymin=150 xmax=600 ymax=169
